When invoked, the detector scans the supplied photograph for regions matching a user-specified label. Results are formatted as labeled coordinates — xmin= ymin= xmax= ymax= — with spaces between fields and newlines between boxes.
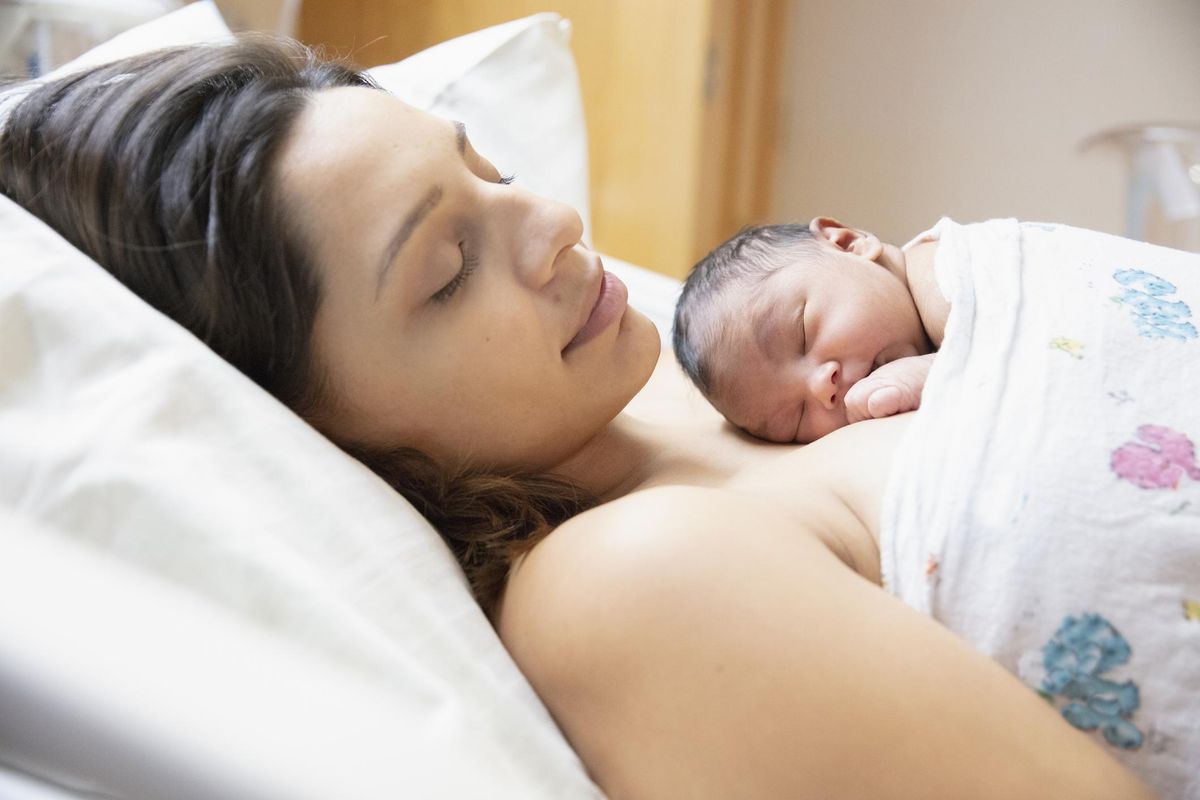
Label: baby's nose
xmin=807 ymin=361 xmax=841 ymax=410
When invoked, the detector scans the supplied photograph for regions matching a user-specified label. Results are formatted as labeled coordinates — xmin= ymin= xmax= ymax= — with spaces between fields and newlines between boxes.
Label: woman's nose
xmin=507 ymin=189 xmax=585 ymax=286
xmin=807 ymin=360 xmax=841 ymax=410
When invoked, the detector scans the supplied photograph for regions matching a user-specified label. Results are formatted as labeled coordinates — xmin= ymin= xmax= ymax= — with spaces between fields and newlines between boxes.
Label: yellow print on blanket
xmin=1184 ymin=599 xmax=1200 ymax=622
xmin=1049 ymin=336 xmax=1085 ymax=359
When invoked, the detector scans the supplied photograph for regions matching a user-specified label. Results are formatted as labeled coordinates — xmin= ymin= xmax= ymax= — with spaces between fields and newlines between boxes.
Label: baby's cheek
xmin=803 ymin=407 xmax=852 ymax=443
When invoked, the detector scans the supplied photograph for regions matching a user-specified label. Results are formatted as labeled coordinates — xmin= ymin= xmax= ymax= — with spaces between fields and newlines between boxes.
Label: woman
xmin=0 ymin=39 xmax=1155 ymax=798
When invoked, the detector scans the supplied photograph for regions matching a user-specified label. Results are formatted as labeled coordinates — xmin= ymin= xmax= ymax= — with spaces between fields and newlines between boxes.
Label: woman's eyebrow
xmin=374 ymin=184 xmax=442 ymax=300
xmin=372 ymin=123 xmax=467 ymax=301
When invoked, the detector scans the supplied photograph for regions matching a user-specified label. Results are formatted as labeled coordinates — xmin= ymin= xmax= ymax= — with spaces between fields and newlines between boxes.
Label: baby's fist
xmin=844 ymin=354 xmax=935 ymax=424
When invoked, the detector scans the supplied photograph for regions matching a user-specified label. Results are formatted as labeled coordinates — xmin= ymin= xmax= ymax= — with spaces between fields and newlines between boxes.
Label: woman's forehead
xmin=281 ymin=87 xmax=452 ymax=184
xmin=275 ymin=88 xmax=457 ymax=278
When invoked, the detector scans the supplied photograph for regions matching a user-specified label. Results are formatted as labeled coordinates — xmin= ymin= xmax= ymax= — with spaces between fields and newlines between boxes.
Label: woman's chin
xmin=611 ymin=306 xmax=662 ymax=389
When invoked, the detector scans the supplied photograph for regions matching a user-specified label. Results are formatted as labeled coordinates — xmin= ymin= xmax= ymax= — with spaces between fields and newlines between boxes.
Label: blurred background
xmin=3 ymin=0 xmax=1199 ymax=278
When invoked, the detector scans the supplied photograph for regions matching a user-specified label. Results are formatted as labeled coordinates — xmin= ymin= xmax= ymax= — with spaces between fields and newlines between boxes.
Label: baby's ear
xmin=809 ymin=216 xmax=884 ymax=262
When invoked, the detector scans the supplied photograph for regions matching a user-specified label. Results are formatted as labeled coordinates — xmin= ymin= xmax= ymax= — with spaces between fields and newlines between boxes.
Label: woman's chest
xmin=721 ymin=414 xmax=913 ymax=584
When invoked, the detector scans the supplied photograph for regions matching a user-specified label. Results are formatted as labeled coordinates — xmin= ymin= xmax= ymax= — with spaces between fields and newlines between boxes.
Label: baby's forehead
xmin=709 ymin=268 xmax=801 ymax=346
xmin=702 ymin=280 xmax=792 ymax=392
xmin=703 ymin=328 xmax=787 ymax=434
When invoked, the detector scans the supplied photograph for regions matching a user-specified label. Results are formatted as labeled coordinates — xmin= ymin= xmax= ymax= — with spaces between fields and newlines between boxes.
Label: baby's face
xmin=707 ymin=251 xmax=928 ymax=443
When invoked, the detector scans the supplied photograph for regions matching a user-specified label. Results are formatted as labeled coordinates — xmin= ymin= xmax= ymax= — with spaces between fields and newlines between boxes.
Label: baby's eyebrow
xmin=453 ymin=120 xmax=467 ymax=154
xmin=752 ymin=298 xmax=786 ymax=361
xmin=753 ymin=318 xmax=774 ymax=358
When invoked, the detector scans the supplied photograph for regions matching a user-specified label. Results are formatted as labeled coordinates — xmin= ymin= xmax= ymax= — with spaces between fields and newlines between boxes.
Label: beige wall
xmin=770 ymin=0 xmax=1200 ymax=245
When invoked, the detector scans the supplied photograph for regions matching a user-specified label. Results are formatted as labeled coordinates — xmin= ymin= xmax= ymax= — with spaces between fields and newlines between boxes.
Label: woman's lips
xmin=563 ymin=270 xmax=628 ymax=355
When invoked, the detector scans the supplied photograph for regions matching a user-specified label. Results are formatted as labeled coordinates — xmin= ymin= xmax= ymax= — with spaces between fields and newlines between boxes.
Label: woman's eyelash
xmin=498 ymin=173 xmax=516 ymax=185
xmin=432 ymin=245 xmax=478 ymax=304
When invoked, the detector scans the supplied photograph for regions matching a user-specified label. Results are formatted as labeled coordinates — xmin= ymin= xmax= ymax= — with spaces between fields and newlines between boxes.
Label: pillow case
xmin=46 ymin=0 xmax=233 ymax=75
xmin=0 ymin=507 xmax=554 ymax=800
xmin=0 ymin=184 xmax=600 ymax=800
xmin=0 ymin=0 xmax=232 ymax=120
xmin=368 ymin=14 xmax=593 ymax=243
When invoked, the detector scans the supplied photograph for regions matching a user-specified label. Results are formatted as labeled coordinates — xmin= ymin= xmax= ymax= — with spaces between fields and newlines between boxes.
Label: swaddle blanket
xmin=883 ymin=218 xmax=1200 ymax=798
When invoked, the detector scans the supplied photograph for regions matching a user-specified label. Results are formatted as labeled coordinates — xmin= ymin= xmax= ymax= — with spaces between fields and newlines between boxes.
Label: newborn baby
xmin=672 ymin=217 xmax=948 ymax=443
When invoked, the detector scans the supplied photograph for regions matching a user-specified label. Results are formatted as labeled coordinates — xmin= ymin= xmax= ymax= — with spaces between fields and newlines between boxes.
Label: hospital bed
xmin=0 ymin=4 xmax=680 ymax=796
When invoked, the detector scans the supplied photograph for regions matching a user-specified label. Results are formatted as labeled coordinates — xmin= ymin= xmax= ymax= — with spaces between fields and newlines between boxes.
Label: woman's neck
xmin=548 ymin=350 xmax=782 ymax=500
xmin=553 ymin=402 xmax=784 ymax=502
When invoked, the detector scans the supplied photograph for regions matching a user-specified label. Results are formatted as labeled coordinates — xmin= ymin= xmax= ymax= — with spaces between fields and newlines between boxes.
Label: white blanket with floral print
xmin=883 ymin=218 xmax=1200 ymax=799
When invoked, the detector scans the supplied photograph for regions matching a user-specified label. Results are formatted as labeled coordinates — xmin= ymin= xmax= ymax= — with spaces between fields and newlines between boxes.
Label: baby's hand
xmin=844 ymin=354 xmax=935 ymax=424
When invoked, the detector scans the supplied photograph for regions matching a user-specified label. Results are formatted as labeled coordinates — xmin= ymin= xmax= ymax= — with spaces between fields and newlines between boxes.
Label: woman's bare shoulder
xmin=496 ymin=485 xmax=839 ymax=793
xmin=496 ymin=484 xmax=835 ymax=691
xmin=499 ymin=483 xmax=831 ymax=604
xmin=496 ymin=487 xmax=1154 ymax=800
xmin=498 ymin=485 xmax=827 ymax=642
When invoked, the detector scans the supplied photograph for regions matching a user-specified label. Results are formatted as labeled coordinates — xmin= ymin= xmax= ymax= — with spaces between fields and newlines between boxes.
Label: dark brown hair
xmin=0 ymin=37 xmax=592 ymax=613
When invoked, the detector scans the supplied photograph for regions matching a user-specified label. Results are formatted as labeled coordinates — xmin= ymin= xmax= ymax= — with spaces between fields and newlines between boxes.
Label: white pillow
xmin=368 ymin=14 xmax=593 ymax=243
xmin=0 ymin=507 xmax=558 ymax=800
xmin=0 ymin=1 xmax=232 ymax=120
xmin=0 ymin=191 xmax=600 ymax=800
xmin=0 ymin=8 xmax=678 ymax=795
xmin=46 ymin=0 xmax=233 ymax=76
xmin=0 ymin=5 xmax=600 ymax=796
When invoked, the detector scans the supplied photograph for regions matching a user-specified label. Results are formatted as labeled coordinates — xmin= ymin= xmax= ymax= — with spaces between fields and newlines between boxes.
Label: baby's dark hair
xmin=672 ymin=223 xmax=816 ymax=396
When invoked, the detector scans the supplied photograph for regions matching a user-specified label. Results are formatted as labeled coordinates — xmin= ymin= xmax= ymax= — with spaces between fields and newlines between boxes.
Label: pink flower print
xmin=923 ymin=554 xmax=942 ymax=588
xmin=1111 ymin=425 xmax=1200 ymax=489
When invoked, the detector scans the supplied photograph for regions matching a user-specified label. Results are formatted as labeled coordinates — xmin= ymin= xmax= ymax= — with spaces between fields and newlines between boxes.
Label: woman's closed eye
xmin=429 ymin=171 xmax=510 ymax=305
xmin=431 ymin=243 xmax=478 ymax=304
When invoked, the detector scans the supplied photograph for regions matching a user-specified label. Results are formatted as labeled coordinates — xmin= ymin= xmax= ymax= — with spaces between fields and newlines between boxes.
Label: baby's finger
xmin=844 ymin=381 xmax=873 ymax=424
xmin=865 ymin=386 xmax=905 ymax=418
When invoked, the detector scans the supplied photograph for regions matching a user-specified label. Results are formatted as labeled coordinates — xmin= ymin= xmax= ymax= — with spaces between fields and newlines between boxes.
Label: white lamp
xmin=1082 ymin=123 xmax=1200 ymax=253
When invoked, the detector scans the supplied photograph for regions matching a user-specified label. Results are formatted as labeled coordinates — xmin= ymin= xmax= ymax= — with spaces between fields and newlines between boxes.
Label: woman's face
xmin=277 ymin=88 xmax=660 ymax=471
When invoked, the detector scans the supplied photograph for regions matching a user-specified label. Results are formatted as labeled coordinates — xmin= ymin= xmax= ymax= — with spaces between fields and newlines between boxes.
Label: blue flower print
xmin=1112 ymin=268 xmax=1197 ymax=342
xmin=1040 ymin=613 xmax=1144 ymax=750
